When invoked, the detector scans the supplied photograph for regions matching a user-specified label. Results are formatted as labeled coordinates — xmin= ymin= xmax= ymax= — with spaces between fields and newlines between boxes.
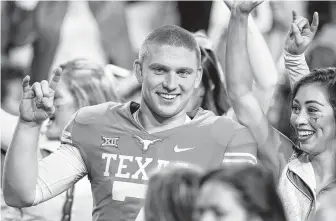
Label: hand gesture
xmin=223 ymin=0 xmax=264 ymax=14
xmin=285 ymin=10 xmax=319 ymax=55
xmin=19 ymin=67 xmax=62 ymax=125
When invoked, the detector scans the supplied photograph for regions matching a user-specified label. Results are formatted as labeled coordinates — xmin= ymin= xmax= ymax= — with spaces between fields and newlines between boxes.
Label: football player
xmin=4 ymin=25 xmax=259 ymax=221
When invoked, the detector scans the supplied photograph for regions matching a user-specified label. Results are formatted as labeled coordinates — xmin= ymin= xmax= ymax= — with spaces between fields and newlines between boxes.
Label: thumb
xmin=310 ymin=12 xmax=319 ymax=34
xmin=22 ymin=75 xmax=31 ymax=93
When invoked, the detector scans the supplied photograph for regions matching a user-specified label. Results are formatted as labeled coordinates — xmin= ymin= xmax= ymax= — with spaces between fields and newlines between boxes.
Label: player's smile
xmin=157 ymin=92 xmax=180 ymax=101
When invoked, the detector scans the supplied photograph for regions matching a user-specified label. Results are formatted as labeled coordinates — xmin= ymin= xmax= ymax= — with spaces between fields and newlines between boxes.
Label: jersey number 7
xmin=112 ymin=181 xmax=147 ymax=221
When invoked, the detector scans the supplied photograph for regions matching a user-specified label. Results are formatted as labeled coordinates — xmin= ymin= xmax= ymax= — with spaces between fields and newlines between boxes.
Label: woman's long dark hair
xmin=200 ymin=46 xmax=231 ymax=116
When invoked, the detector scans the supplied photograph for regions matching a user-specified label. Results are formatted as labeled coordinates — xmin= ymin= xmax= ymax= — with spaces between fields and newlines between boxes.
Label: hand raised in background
xmin=223 ymin=0 xmax=264 ymax=15
xmin=285 ymin=10 xmax=319 ymax=55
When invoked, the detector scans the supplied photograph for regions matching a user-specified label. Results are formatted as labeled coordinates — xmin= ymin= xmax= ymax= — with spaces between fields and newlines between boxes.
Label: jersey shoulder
xmin=211 ymin=116 xmax=258 ymax=164
xmin=210 ymin=115 xmax=250 ymax=143
xmin=74 ymin=101 xmax=121 ymax=125
xmin=61 ymin=102 xmax=121 ymax=143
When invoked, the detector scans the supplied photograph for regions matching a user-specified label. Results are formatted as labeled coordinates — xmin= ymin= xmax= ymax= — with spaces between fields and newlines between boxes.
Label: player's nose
xmin=162 ymin=72 xmax=178 ymax=91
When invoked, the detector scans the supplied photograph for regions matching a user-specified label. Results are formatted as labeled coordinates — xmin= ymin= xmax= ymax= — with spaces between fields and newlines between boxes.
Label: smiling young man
xmin=3 ymin=25 xmax=258 ymax=221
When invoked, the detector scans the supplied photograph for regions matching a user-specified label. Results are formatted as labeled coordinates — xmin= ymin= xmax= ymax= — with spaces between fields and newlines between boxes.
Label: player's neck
xmin=137 ymin=102 xmax=189 ymax=134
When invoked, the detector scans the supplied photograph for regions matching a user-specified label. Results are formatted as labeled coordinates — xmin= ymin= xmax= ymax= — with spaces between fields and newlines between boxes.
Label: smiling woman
xmin=278 ymin=67 xmax=336 ymax=221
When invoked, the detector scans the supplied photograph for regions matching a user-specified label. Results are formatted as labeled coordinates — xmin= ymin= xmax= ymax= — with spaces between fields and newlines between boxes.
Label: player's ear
xmin=134 ymin=60 xmax=143 ymax=84
xmin=194 ymin=67 xmax=203 ymax=89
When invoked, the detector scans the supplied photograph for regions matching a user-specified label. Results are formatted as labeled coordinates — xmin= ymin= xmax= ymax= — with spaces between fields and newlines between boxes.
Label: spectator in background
xmin=188 ymin=31 xmax=230 ymax=116
xmin=195 ymin=166 xmax=287 ymax=221
xmin=144 ymin=164 xmax=203 ymax=221
xmin=224 ymin=1 xmax=336 ymax=221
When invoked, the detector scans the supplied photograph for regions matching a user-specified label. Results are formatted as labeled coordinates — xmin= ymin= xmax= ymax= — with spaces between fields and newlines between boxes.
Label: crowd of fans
xmin=1 ymin=1 xmax=336 ymax=221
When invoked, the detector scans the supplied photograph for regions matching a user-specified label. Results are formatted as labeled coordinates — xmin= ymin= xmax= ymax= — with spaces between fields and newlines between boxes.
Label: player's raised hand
xmin=285 ymin=10 xmax=319 ymax=55
xmin=223 ymin=0 xmax=264 ymax=14
xmin=19 ymin=67 xmax=62 ymax=124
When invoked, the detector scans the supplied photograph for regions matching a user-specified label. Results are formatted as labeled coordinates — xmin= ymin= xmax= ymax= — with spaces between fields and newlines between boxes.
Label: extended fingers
xmin=292 ymin=10 xmax=298 ymax=22
xmin=49 ymin=67 xmax=63 ymax=91
xmin=22 ymin=75 xmax=31 ymax=92
xmin=41 ymin=80 xmax=51 ymax=97
xmin=311 ymin=12 xmax=319 ymax=33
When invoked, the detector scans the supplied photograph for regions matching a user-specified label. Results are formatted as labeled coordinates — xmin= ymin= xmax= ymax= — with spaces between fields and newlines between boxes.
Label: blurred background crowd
xmin=2 ymin=0 xmax=336 ymax=140
xmin=1 ymin=1 xmax=336 ymax=221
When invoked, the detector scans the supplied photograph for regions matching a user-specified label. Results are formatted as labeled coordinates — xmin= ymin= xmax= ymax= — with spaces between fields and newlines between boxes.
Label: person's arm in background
xmin=90 ymin=1 xmax=136 ymax=70
xmin=247 ymin=14 xmax=278 ymax=114
xmin=30 ymin=1 xmax=67 ymax=82
xmin=222 ymin=1 xmax=278 ymax=120
xmin=224 ymin=0 xmax=293 ymax=178
xmin=284 ymin=10 xmax=319 ymax=88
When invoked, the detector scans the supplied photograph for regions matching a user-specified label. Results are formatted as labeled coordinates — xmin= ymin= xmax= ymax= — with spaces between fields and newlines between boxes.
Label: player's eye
xmin=178 ymin=70 xmax=191 ymax=78
xmin=154 ymin=68 xmax=166 ymax=75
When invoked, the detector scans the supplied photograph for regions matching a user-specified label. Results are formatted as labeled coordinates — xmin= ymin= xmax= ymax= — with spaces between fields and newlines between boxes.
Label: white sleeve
xmin=32 ymin=144 xmax=88 ymax=205
xmin=284 ymin=50 xmax=310 ymax=89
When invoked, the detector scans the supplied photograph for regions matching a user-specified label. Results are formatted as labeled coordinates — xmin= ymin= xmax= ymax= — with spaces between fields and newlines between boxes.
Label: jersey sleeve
xmin=60 ymin=103 xmax=115 ymax=168
xmin=33 ymin=144 xmax=87 ymax=205
xmin=211 ymin=117 xmax=258 ymax=165
xmin=223 ymin=127 xmax=258 ymax=165
xmin=284 ymin=50 xmax=310 ymax=89
xmin=60 ymin=111 xmax=78 ymax=146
